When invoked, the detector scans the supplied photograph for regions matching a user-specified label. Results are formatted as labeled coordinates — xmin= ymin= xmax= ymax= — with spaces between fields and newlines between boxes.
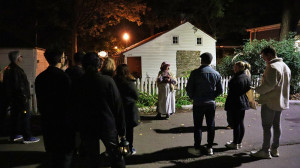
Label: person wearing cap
xmin=3 ymin=51 xmax=40 ymax=144
xmin=74 ymin=52 xmax=126 ymax=168
xmin=156 ymin=61 xmax=177 ymax=119
xmin=186 ymin=52 xmax=223 ymax=155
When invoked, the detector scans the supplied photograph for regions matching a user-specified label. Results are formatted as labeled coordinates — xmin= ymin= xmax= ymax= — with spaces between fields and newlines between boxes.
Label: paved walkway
xmin=0 ymin=104 xmax=300 ymax=168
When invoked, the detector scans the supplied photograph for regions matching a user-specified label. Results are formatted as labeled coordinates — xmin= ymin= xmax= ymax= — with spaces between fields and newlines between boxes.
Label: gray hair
xmin=8 ymin=51 xmax=20 ymax=63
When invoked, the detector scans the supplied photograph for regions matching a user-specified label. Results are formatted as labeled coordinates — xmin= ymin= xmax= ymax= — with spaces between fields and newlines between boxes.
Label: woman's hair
xmin=234 ymin=61 xmax=251 ymax=77
xmin=115 ymin=64 xmax=135 ymax=80
xmin=101 ymin=57 xmax=116 ymax=76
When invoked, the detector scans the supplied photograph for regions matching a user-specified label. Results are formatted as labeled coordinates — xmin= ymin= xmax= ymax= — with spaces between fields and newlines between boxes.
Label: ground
xmin=0 ymin=103 xmax=300 ymax=168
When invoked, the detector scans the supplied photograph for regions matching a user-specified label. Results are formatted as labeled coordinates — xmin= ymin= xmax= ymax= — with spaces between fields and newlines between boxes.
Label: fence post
xmin=152 ymin=78 xmax=155 ymax=95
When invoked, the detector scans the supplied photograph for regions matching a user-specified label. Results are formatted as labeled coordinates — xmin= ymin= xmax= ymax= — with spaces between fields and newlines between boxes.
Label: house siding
xmin=123 ymin=22 xmax=216 ymax=78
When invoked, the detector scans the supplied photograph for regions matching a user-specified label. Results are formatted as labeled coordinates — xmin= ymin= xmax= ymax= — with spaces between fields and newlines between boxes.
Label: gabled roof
xmin=118 ymin=22 xmax=215 ymax=55
xmin=118 ymin=31 xmax=166 ymax=55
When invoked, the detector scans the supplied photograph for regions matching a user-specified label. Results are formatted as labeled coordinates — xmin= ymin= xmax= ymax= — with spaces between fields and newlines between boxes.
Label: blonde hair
xmin=234 ymin=61 xmax=251 ymax=78
xmin=101 ymin=57 xmax=116 ymax=76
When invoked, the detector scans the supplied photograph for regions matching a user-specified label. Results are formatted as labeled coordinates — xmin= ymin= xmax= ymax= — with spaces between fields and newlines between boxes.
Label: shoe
xmin=207 ymin=148 xmax=213 ymax=155
xmin=155 ymin=113 xmax=161 ymax=119
xmin=166 ymin=114 xmax=170 ymax=119
xmin=9 ymin=135 xmax=23 ymax=142
xmin=225 ymin=142 xmax=238 ymax=150
xmin=250 ymin=150 xmax=272 ymax=159
xmin=131 ymin=148 xmax=136 ymax=155
xmin=270 ymin=148 xmax=279 ymax=157
xmin=237 ymin=143 xmax=242 ymax=149
xmin=226 ymin=125 xmax=232 ymax=129
xmin=188 ymin=147 xmax=201 ymax=156
xmin=23 ymin=137 xmax=40 ymax=144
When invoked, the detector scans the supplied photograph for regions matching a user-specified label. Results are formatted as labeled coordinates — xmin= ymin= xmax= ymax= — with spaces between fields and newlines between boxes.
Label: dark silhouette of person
xmin=3 ymin=51 xmax=40 ymax=143
xmin=35 ymin=48 xmax=75 ymax=168
xmin=74 ymin=52 xmax=126 ymax=168
xmin=114 ymin=64 xmax=140 ymax=155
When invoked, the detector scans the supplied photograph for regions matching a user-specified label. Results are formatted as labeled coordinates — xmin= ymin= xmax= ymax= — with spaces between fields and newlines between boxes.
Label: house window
xmin=196 ymin=37 xmax=202 ymax=45
xmin=173 ymin=36 xmax=179 ymax=44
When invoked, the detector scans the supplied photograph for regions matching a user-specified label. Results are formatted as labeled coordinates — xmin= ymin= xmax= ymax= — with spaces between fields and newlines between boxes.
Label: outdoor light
xmin=123 ymin=33 xmax=129 ymax=47
xmin=98 ymin=51 xmax=107 ymax=57
xmin=123 ymin=33 xmax=129 ymax=41
xmin=114 ymin=46 xmax=118 ymax=49
xmin=119 ymin=138 xmax=130 ymax=156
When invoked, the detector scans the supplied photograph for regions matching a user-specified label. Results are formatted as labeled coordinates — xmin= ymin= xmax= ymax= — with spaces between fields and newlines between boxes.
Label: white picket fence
xmin=135 ymin=76 xmax=262 ymax=97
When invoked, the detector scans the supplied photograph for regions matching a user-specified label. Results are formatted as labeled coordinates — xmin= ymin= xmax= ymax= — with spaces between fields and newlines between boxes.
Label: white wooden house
xmin=0 ymin=48 xmax=48 ymax=113
xmin=119 ymin=22 xmax=216 ymax=78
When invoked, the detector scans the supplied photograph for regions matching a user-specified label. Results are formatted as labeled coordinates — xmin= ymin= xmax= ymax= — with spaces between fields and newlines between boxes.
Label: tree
xmin=279 ymin=0 xmax=300 ymax=40
xmin=37 ymin=0 xmax=146 ymax=62
xmin=217 ymin=34 xmax=300 ymax=93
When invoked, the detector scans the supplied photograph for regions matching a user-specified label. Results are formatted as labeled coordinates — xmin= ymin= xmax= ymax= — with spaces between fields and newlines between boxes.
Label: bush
xmin=217 ymin=33 xmax=300 ymax=93
xmin=175 ymin=95 xmax=193 ymax=108
xmin=136 ymin=92 xmax=158 ymax=108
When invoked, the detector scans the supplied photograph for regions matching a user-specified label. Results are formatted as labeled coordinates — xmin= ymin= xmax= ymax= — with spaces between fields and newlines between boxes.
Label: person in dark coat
xmin=65 ymin=51 xmax=85 ymax=83
xmin=186 ymin=52 xmax=223 ymax=156
xmin=0 ymin=68 xmax=7 ymax=135
xmin=3 ymin=51 xmax=40 ymax=143
xmin=75 ymin=52 xmax=126 ymax=168
xmin=225 ymin=61 xmax=251 ymax=150
xmin=114 ymin=64 xmax=140 ymax=155
xmin=65 ymin=51 xmax=85 ymax=156
xmin=35 ymin=48 xmax=75 ymax=168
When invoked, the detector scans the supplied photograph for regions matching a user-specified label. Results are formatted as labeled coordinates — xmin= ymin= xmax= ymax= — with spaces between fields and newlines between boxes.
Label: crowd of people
xmin=0 ymin=46 xmax=291 ymax=167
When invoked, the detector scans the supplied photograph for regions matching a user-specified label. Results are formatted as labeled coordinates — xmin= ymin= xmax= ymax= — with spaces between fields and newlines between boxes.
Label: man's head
xmin=44 ymin=48 xmax=64 ymax=66
xmin=200 ymin=52 xmax=213 ymax=65
xmin=261 ymin=46 xmax=276 ymax=63
xmin=82 ymin=52 xmax=102 ymax=72
xmin=8 ymin=51 xmax=23 ymax=64
xmin=74 ymin=51 xmax=85 ymax=65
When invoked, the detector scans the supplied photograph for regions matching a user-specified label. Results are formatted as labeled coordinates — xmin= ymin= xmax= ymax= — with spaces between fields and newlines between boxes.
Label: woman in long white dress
xmin=156 ymin=62 xmax=177 ymax=119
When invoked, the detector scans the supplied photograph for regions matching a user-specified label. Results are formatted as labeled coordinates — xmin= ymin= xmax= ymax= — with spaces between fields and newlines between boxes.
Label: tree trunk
xmin=70 ymin=28 xmax=77 ymax=66
xmin=279 ymin=2 xmax=291 ymax=40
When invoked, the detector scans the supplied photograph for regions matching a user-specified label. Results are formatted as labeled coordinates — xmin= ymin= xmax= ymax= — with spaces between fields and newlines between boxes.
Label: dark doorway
xmin=127 ymin=56 xmax=142 ymax=78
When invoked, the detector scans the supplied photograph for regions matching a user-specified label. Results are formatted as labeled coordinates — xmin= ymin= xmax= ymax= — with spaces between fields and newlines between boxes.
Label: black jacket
xmin=75 ymin=70 xmax=126 ymax=137
xmin=65 ymin=65 xmax=84 ymax=84
xmin=35 ymin=66 xmax=74 ymax=152
xmin=186 ymin=65 xmax=223 ymax=103
xmin=3 ymin=63 xmax=30 ymax=110
xmin=225 ymin=71 xmax=251 ymax=111
xmin=114 ymin=77 xmax=140 ymax=127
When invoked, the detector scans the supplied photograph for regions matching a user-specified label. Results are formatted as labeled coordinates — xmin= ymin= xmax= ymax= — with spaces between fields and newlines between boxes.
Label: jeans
xmin=261 ymin=104 xmax=282 ymax=152
xmin=126 ymin=126 xmax=134 ymax=152
xmin=231 ymin=110 xmax=245 ymax=144
xmin=81 ymin=134 xmax=125 ymax=168
xmin=193 ymin=103 xmax=216 ymax=148
xmin=226 ymin=110 xmax=233 ymax=127
xmin=9 ymin=105 xmax=31 ymax=140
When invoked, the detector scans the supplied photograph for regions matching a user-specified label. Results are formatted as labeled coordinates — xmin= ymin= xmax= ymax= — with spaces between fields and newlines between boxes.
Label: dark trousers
xmin=193 ymin=103 xmax=216 ymax=148
xmin=231 ymin=110 xmax=245 ymax=144
xmin=81 ymin=134 xmax=125 ymax=168
xmin=226 ymin=110 xmax=233 ymax=127
xmin=9 ymin=106 xmax=31 ymax=139
xmin=48 ymin=151 xmax=73 ymax=168
xmin=126 ymin=126 xmax=134 ymax=151
xmin=0 ymin=101 xmax=7 ymax=135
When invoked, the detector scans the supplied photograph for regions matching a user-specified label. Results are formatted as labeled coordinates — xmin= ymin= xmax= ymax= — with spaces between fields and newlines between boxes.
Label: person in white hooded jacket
xmin=250 ymin=46 xmax=291 ymax=159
